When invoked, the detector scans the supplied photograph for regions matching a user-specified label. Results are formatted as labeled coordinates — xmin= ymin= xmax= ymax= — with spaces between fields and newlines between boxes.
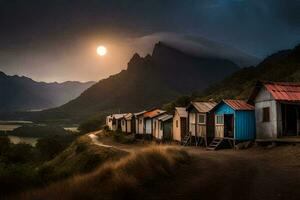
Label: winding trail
xmin=88 ymin=131 xmax=113 ymax=148
xmin=87 ymin=131 xmax=134 ymax=153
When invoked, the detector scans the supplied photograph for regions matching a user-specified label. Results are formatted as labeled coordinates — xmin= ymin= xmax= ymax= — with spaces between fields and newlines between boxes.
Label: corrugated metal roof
xmin=124 ymin=113 xmax=133 ymax=120
xmin=175 ymin=107 xmax=188 ymax=118
xmin=264 ymin=82 xmax=300 ymax=102
xmin=191 ymin=101 xmax=217 ymax=113
xmin=134 ymin=110 xmax=147 ymax=117
xmin=112 ymin=113 xmax=128 ymax=120
xmin=157 ymin=114 xmax=173 ymax=121
xmin=143 ymin=109 xmax=166 ymax=118
xmin=224 ymin=100 xmax=254 ymax=111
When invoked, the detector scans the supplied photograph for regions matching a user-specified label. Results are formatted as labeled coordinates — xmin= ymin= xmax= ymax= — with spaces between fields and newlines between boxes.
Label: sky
xmin=0 ymin=0 xmax=299 ymax=82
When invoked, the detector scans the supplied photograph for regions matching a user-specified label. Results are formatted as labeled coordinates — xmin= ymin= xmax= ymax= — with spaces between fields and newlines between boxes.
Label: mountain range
xmin=3 ymin=41 xmax=299 ymax=124
xmin=37 ymin=42 xmax=240 ymax=122
xmin=132 ymin=32 xmax=260 ymax=67
xmin=0 ymin=72 xmax=94 ymax=112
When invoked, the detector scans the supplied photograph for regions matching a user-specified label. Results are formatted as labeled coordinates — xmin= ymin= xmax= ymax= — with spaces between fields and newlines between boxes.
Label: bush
xmin=4 ymin=143 xmax=35 ymax=164
xmin=36 ymin=137 xmax=64 ymax=160
xmin=112 ymin=130 xmax=135 ymax=144
xmin=0 ymin=136 xmax=10 ymax=156
xmin=103 ymin=125 xmax=110 ymax=132
xmin=78 ymin=119 xmax=102 ymax=134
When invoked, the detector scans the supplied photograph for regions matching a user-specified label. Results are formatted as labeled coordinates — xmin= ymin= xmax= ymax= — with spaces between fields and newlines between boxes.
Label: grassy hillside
xmin=164 ymin=43 xmax=300 ymax=111
xmin=38 ymin=136 xmax=128 ymax=183
xmin=199 ymin=44 xmax=300 ymax=101
xmin=22 ymin=146 xmax=190 ymax=200
xmin=0 ymin=135 xmax=127 ymax=198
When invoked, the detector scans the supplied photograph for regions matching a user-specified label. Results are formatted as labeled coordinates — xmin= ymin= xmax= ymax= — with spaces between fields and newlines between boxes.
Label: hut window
xmin=160 ymin=122 xmax=163 ymax=130
xmin=263 ymin=107 xmax=270 ymax=122
xmin=139 ymin=119 xmax=142 ymax=124
xmin=176 ymin=120 xmax=179 ymax=128
xmin=122 ymin=120 xmax=125 ymax=125
xmin=216 ymin=115 xmax=224 ymax=125
xmin=198 ymin=114 xmax=206 ymax=124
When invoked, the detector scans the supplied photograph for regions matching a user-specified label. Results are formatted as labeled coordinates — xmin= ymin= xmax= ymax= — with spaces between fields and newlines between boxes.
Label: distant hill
xmin=0 ymin=72 xmax=94 ymax=112
xmin=199 ymin=44 xmax=300 ymax=101
xmin=38 ymin=42 xmax=240 ymax=122
xmin=165 ymin=43 xmax=300 ymax=110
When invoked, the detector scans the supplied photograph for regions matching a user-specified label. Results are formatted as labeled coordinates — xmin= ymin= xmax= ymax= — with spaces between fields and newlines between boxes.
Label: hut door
xmin=282 ymin=104 xmax=299 ymax=136
xmin=181 ymin=118 xmax=187 ymax=138
xmin=224 ymin=114 xmax=234 ymax=138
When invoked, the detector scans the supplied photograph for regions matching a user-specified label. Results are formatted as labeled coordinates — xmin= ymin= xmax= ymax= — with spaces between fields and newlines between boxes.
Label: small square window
xmin=198 ymin=114 xmax=206 ymax=124
xmin=263 ymin=107 xmax=270 ymax=122
xmin=216 ymin=115 xmax=224 ymax=125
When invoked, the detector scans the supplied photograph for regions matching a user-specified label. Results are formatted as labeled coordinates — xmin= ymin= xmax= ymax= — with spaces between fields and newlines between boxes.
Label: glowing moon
xmin=97 ymin=46 xmax=107 ymax=56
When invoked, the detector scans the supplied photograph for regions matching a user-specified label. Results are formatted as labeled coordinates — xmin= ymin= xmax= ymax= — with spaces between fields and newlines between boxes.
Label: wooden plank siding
xmin=215 ymin=125 xmax=224 ymax=138
xmin=196 ymin=124 xmax=206 ymax=137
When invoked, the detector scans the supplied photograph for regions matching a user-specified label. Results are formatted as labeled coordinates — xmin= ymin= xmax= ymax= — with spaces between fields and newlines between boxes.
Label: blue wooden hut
xmin=212 ymin=100 xmax=256 ymax=141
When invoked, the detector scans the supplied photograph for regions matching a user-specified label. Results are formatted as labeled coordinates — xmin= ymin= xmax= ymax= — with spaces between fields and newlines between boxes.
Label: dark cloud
xmin=0 ymin=0 xmax=299 ymax=81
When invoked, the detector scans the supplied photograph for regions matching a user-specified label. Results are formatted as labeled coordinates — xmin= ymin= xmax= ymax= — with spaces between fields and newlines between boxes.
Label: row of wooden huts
xmin=106 ymin=81 xmax=300 ymax=148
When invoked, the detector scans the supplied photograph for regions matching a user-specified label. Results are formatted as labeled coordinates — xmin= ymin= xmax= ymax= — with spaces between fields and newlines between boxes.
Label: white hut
xmin=106 ymin=115 xmax=114 ymax=130
xmin=249 ymin=81 xmax=300 ymax=140
xmin=143 ymin=109 xmax=166 ymax=139
xmin=172 ymin=107 xmax=188 ymax=142
xmin=186 ymin=101 xmax=217 ymax=146
xmin=123 ymin=113 xmax=134 ymax=133
xmin=105 ymin=113 xmax=127 ymax=131
xmin=134 ymin=110 xmax=147 ymax=136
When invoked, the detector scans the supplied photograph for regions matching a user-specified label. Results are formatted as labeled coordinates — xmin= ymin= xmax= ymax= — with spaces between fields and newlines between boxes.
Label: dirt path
xmin=88 ymin=131 xmax=113 ymax=148
xmin=88 ymin=131 xmax=137 ymax=153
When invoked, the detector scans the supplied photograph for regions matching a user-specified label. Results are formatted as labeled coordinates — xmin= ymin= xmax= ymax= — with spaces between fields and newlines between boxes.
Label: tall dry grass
xmin=22 ymin=146 xmax=190 ymax=200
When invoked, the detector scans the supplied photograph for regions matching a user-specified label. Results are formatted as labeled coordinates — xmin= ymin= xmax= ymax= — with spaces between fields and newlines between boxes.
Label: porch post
xmin=195 ymin=113 xmax=198 ymax=146
xmin=297 ymin=107 xmax=299 ymax=136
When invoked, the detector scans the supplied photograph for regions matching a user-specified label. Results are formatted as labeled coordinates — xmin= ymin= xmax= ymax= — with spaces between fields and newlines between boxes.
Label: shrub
xmin=36 ymin=137 xmax=64 ymax=160
xmin=112 ymin=130 xmax=135 ymax=144
xmin=103 ymin=125 xmax=110 ymax=132
xmin=0 ymin=136 xmax=10 ymax=156
xmin=78 ymin=119 xmax=102 ymax=134
xmin=4 ymin=143 xmax=35 ymax=164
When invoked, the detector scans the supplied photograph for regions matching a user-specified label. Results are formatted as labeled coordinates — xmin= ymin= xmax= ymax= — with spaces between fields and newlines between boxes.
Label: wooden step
xmin=181 ymin=133 xmax=191 ymax=146
xmin=207 ymin=138 xmax=223 ymax=151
